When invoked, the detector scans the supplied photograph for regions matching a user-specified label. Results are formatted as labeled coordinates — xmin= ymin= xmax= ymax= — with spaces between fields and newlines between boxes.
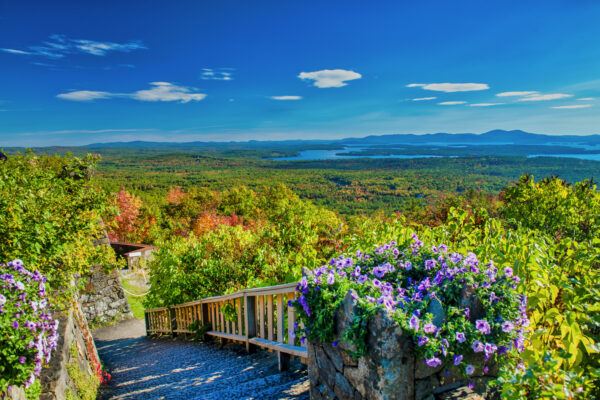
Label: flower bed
xmin=0 ymin=260 xmax=59 ymax=396
xmin=294 ymin=235 xmax=528 ymax=399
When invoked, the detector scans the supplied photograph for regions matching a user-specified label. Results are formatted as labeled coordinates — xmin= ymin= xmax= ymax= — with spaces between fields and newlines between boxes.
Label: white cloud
xmin=57 ymin=90 xmax=113 ymax=101
xmin=270 ymin=96 xmax=302 ymax=100
xmin=1 ymin=34 xmax=146 ymax=58
xmin=578 ymin=97 xmax=595 ymax=101
xmin=438 ymin=101 xmax=467 ymax=105
xmin=298 ymin=69 xmax=362 ymax=88
xmin=133 ymin=82 xmax=207 ymax=103
xmin=551 ymin=104 xmax=592 ymax=109
xmin=518 ymin=93 xmax=573 ymax=101
xmin=57 ymin=82 xmax=206 ymax=103
xmin=200 ymin=68 xmax=234 ymax=81
xmin=1 ymin=48 xmax=31 ymax=55
xmin=496 ymin=91 xmax=538 ymax=97
xmin=407 ymin=83 xmax=489 ymax=92
xmin=73 ymin=39 xmax=145 ymax=56
xmin=412 ymin=97 xmax=437 ymax=101
xmin=470 ymin=103 xmax=504 ymax=107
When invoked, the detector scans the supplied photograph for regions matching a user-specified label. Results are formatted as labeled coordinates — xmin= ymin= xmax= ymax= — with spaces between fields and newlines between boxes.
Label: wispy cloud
xmin=1 ymin=48 xmax=31 ymax=55
xmin=551 ymin=104 xmax=592 ymax=109
xmin=412 ymin=97 xmax=436 ymax=101
xmin=1 ymin=34 xmax=146 ymax=59
xmin=496 ymin=91 xmax=538 ymax=97
xmin=578 ymin=97 xmax=595 ymax=101
xmin=57 ymin=82 xmax=207 ymax=103
xmin=298 ymin=69 xmax=362 ymax=88
xmin=407 ymin=83 xmax=489 ymax=92
xmin=518 ymin=93 xmax=573 ymax=101
xmin=438 ymin=101 xmax=467 ymax=105
xmin=470 ymin=103 xmax=504 ymax=107
xmin=270 ymin=96 xmax=302 ymax=100
xmin=57 ymin=91 xmax=113 ymax=101
xmin=200 ymin=68 xmax=234 ymax=81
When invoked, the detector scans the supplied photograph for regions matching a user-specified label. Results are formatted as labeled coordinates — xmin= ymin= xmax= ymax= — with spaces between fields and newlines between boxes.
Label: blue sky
xmin=1 ymin=0 xmax=600 ymax=146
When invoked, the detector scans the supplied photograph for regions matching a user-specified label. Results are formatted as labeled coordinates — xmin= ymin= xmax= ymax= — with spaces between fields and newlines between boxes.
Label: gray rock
xmin=459 ymin=284 xmax=485 ymax=322
xmin=427 ymin=297 xmax=445 ymax=327
xmin=334 ymin=372 xmax=354 ymax=399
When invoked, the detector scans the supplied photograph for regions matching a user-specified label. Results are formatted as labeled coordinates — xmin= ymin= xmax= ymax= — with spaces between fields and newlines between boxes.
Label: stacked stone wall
xmin=79 ymin=268 xmax=133 ymax=326
xmin=308 ymin=291 xmax=498 ymax=400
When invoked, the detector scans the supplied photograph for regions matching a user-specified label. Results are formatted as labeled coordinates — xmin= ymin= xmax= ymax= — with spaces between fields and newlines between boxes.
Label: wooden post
xmin=259 ymin=296 xmax=265 ymax=339
xmin=287 ymin=292 xmax=296 ymax=346
xmin=144 ymin=311 xmax=150 ymax=336
xmin=202 ymin=303 xmax=209 ymax=327
xmin=170 ymin=307 xmax=177 ymax=337
xmin=244 ymin=295 xmax=257 ymax=353
xmin=237 ymin=298 xmax=243 ymax=336
xmin=276 ymin=294 xmax=290 ymax=371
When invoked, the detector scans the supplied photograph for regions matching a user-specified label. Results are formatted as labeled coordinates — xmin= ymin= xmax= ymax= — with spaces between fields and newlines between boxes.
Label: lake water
xmin=527 ymin=154 xmax=600 ymax=161
xmin=272 ymin=147 xmax=442 ymax=161
xmin=271 ymin=144 xmax=600 ymax=162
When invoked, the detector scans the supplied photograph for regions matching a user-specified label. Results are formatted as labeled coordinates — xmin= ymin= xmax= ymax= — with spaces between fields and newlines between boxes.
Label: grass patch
xmin=121 ymin=277 xmax=147 ymax=320
xmin=66 ymin=344 xmax=100 ymax=400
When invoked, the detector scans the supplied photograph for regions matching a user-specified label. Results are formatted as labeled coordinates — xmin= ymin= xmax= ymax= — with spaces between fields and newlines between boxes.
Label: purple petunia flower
xmin=357 ymin=275 xmax=368 ymax=284
xmin=455 ymin=332 xmax=466 ymax=343
xmin=0 ymin=294 xmax=5 ymax=306
xmin=409 ymin=315 xmax=420 ymax=332
xmin=12 ymin=321 xmax=19 ymax=330
xmin=425 ymin=357 xmax=442 ymax=368
xmin=465 ymin=365 xmax=475 ymax=375
xmin=424 ymin=259 xmax=436 ymax=270
xmin=475 ymin=319 xmax=491 ymax=335
xmin=18 ymin=356 xmax=26 ymax=364
xmin=502 ymin=321 xmax=514 ymax=333
xmin=327 ymin=273 xmax=335 ymax=285
xmin=404 ymin=261 xmax=413 ymax=271
xmin=472 ymin=340 xmax=484 ymax=352
xmin=423 ymin=323 xmax=437 ymax=334
xmin=504 ymin=267 xmax=513 ymax=278
xmin=453 ymin=355 xmax=463 ymax=365
xmin=418 ymin=336 xmax=428 ymax=346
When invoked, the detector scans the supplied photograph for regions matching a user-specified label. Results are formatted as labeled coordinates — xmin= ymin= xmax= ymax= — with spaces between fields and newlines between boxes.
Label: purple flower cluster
xmin=1 ymin=260 xmax=59 ymax=391
xmin=295 ymin=235 xmax=528 ymax=376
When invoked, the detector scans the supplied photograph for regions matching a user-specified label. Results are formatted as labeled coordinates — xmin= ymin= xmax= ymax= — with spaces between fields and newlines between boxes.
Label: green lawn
xmin=121 ymin=277 xmax=147 ymax=320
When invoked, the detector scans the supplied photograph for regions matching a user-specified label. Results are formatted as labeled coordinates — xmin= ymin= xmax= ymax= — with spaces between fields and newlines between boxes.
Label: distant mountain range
xmin=84 ymin=130 xmax=600 ymax=148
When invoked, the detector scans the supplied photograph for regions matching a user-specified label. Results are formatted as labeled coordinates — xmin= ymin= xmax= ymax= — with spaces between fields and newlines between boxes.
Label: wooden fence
xmin=144 ymin=282 xmax=306 ymax=371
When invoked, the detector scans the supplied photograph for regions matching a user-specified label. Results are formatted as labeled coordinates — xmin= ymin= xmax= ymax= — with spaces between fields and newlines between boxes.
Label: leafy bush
xmin=0 ymin=260 xmax=59 ymax=394
xmin=502 ymin=175 xmax=600 ymax=241
xmin=144 ymin=185 xmax=341 ymax=307
xmin=294 ymin=235 xmax=527 ymax=377
xmin=0 ymin=151 xmax=116 ymax=304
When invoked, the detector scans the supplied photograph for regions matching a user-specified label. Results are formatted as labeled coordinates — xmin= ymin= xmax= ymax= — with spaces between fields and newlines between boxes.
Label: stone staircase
xmin=93 ymin=319 xmax=309 ymax=400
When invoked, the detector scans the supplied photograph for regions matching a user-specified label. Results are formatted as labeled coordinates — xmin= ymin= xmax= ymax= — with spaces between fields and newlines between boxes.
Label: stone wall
xmin=307 ymin=291 xmax=498 ymax=400
xmin=79 ymin=267 xmax=133 ymax=326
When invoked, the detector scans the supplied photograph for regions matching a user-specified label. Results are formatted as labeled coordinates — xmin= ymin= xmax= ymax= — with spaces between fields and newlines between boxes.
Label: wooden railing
xmin=144 ymin=282 xmax=305 ymax=370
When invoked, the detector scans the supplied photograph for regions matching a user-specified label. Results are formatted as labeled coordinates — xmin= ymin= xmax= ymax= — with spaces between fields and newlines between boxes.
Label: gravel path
xmin=93 ymin=319 xmax=309 ymax=400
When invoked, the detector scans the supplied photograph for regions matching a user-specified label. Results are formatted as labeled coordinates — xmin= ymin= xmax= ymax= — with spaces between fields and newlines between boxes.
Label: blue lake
xmin=272 ymin=148 xmax=442 ymax=161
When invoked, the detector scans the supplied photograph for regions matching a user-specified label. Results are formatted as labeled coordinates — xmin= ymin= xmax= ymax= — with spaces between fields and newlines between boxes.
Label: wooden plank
xmin=267 ymin=295 xmax=274 ymax=341
xmin=237 ymin=298 xmax=243 ymax=336
xmin=287 ymin=292 xmax=296 ymax=346
xmin=244 ymin=295 xmax=257 ymax=353
xmin=206 ymin=331 xmax=246 ymax=342
xmin=248 ymin=337 xmax=307 ymax=358
xmin=259 ymin=295 xmax=265 ymax=339
xmin=277 ymin=294 xmax=284 ymax=342
xmin=220 ymin=302 xmax=225 ymax=333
